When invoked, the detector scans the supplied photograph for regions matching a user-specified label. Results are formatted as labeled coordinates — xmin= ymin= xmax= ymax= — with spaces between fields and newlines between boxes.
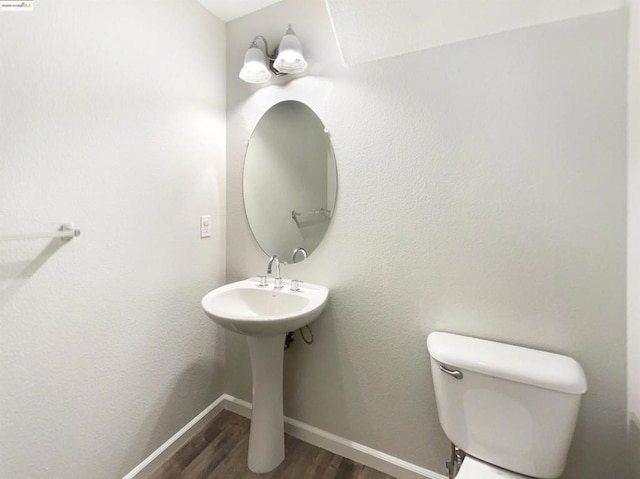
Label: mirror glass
xmin=243 ymin=100 xmax=337 ymax=263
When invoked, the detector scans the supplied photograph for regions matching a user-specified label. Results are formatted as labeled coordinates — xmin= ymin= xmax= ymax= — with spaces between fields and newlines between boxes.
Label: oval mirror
xmin=243 ymin=101 xmax=337 ymax=263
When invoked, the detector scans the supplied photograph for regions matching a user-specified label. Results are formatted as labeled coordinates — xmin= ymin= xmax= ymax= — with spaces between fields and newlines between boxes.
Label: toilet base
xmin=456 ymin=456 xmax=529 ymax=479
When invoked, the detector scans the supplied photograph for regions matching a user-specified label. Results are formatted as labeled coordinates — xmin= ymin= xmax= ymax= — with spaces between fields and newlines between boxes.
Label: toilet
xmin=426 ymin=332 xmax=587 ymax=479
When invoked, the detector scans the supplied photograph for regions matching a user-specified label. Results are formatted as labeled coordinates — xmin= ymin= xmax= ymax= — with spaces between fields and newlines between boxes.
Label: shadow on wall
xmin=0 ymin=239 xmax=69 ymax=308
xmin=630 ymin=413 xmax=640 ymax=478
xmin=118 ymin=361 xmax=224 ymax=477
xmin=282 ymin=298 xmax=377 ymax=444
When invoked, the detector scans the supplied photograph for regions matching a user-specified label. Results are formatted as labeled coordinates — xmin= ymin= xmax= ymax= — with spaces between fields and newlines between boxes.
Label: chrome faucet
xmin=267 ymin=255 xmax=283 ymax=289
xmin=292 ymin=247 xmax=308 ymax=263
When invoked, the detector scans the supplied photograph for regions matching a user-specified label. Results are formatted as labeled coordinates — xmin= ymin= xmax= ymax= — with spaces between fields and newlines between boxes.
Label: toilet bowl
xmin=427 ymin=332 xmax=587 ymax=479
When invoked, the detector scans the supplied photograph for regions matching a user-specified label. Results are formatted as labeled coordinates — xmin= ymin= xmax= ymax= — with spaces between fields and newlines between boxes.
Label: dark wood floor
xmin=148 ymin=410 xmax=395 ymax=479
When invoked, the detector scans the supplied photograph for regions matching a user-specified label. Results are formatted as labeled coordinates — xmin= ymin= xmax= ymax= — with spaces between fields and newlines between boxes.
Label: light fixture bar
xmin=239 ymin=24 xmax=308 ymax=84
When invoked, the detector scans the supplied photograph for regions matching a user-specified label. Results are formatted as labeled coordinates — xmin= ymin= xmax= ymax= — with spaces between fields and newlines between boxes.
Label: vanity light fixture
xmin=239 ymin=24 xmax=308 ymax=84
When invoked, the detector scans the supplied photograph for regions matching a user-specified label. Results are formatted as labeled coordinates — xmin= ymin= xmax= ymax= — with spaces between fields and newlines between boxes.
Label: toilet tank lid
xmin=427 ymin=332 xmax=587 ymax=394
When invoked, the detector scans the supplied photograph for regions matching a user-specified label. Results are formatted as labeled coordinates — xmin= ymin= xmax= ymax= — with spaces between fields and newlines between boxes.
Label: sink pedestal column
xmin=246 ymin=333 xmax=286 ymax=473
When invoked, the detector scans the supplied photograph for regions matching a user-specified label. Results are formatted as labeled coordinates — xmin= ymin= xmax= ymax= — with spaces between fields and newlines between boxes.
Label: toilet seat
xmin=456 ymin=456 xmax=529 ymax=479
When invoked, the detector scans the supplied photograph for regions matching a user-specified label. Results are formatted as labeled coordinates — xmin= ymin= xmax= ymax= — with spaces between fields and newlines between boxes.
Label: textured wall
xmin=325 ymin=0 xmax=625 ymax=65
xmin=628 ymin=0 xmax=640 ymax=475
xmin=0 ymin=1 xmax=226 ymax=478
xmin=226 ymin=1 xmax=628 ymax=478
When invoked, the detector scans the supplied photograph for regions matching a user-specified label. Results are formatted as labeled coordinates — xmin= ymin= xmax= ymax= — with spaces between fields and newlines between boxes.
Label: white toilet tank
xmin=427 ymin=332 xmax=587 ymax=479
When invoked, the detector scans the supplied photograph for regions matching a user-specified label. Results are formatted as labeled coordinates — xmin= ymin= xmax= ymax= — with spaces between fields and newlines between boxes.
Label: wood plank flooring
xmin=147 ymin=410 xmax=396 ymax=479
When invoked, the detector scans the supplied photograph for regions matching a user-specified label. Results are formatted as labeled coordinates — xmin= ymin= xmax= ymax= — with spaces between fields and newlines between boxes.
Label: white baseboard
xmin=122 ymin=395 xmax=227 ymax=479
xmin=123 ymin=394 xmax=447 ymax=479
xmin=224 ymin=396 xmax=445 ymax=479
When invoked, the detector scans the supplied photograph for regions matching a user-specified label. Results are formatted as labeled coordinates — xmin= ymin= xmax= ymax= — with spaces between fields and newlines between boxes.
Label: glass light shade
xmin=273 ymin=29 xmax=308 ymax=74
xmin=239 ymin=45 xmax=272 ymax=84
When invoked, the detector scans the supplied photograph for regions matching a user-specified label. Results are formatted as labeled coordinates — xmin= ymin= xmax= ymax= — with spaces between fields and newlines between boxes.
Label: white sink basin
xmin=201 ymin=277 xmax=328 ymax=337
xmin=200 ymin=276 xmax=330 ymax=473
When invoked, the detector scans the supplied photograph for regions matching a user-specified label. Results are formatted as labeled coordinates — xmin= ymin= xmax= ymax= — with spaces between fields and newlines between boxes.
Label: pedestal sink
xmin=201 ymin=277 xmax=329 ymax=473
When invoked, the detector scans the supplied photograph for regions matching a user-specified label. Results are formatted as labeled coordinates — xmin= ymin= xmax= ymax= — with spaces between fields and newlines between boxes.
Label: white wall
xmin=326 ymin=0 xmax=624 ymax=65
xmin=628 ymin=0 xmax=640 ymax=475
xmin=0 ymin=1 xmax=226 ymax=478
xmin=226 ymin=1 xmax=628 ymax=478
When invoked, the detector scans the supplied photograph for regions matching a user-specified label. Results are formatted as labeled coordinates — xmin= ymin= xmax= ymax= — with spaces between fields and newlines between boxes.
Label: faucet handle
xmin=290 ymin=279 xmax=304 ymax=292
xmin=257 ymin=275 xmax=268 ymax=287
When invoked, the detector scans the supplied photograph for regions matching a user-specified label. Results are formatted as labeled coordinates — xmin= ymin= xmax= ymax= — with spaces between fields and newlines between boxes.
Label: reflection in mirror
xmin=243 ymin=101 xmax=337 ymax=262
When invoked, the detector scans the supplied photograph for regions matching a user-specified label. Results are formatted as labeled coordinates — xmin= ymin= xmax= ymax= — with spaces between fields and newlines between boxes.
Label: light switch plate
xmin=200 ymin=216 xmax=211 ymax=238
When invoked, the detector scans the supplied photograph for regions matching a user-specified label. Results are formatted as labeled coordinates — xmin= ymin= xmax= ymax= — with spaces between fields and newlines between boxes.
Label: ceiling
xmin=195 ymin=0 xmax=281 ymax=22
xmin=327 ymin=0 xmax=625 ymax=65
xmin=194 ymin=0 xmax=625 ymax=65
